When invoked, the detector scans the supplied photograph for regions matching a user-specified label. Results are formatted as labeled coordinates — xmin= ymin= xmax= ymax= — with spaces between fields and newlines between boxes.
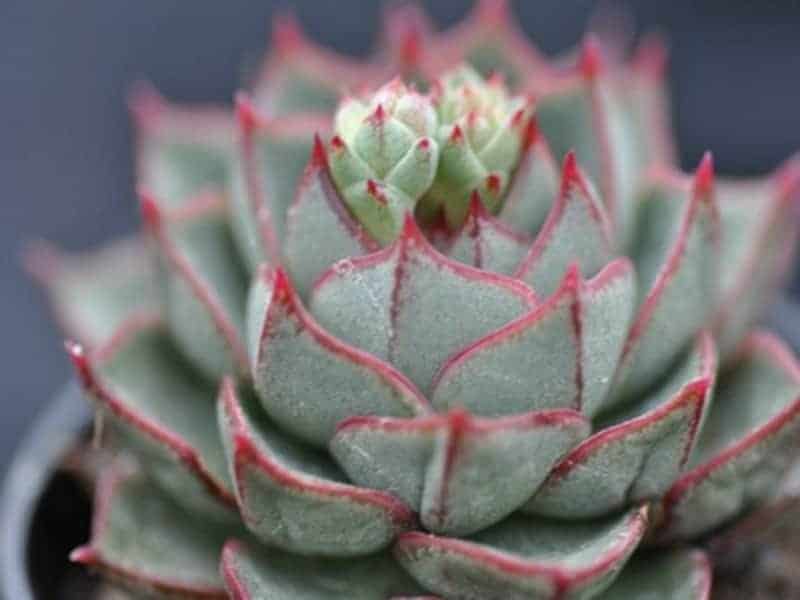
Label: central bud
xmin=424 ymin=65 xmax=533 ymax=228
xmin=329 ymin=78 xmax=439 ymax=243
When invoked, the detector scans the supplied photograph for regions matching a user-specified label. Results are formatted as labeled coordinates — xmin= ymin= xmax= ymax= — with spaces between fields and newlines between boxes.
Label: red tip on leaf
xmin=65 ymin=340 xmax=93 ymax=391
xmin=523 ymin=116 xmax=539 ymax=150
xmin=693 ymin=151 xmax=715 ymax=200
xmin=511 ymin=108 xmax=527 ymax=128
xmin=311 ymin=134 xmax=328 ymax=168
xmin=367 ymin=104 xmax=386 ymax=126
xmin=69 ymin=546 xmax=97 ymax=565
xmin=476 ymin=0 xmax=509 ymax=27
xmin=560 ymin=150 xmax=582 ymax=195
xmin=633 ymin=32 xmax=669 ymax=78
xmin=561 ymin=262 xmax=583 ymax=295
xmin=272 ymin=11 xmax=305 ymax=55
xmin=485 ymin=173 xmax=502 ymax=196
xmin=449 ymin=125 xmax=464 ymax=144
xmin=417 ymin=138 xmax=431 ymax=151
xmin=137 ymin=189 xmax=162 ymax=230
xmin=579 ymin=34 xmax=604 ymax=80
xmin=235 ymin=92 xmax=260 ymax=136
xmin=468 ymin=190 xmax=486 ymax=218
xmin=446 ymin=407 xmax=472 ymax=435
xmin=270 ymin=266 xmax=297 ymax=307
xmin=366 ymin=180 xmax=388 ymax=205
xmin=400 ymin=28 xmax=422 ymax=67
xmin=127 ymin=81 xmax=165 ymax=128
xmin=330 ymin=134 xmax=345 ymax=152
xmin=400 ymin=212 xmax=425 ymax=243
xmin=777 ymin=153 xmax=800 ymax=201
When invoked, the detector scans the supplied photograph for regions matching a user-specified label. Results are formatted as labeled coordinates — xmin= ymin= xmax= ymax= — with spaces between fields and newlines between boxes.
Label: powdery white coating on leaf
xmin=309 ymin=216 xmax=536 ymax=393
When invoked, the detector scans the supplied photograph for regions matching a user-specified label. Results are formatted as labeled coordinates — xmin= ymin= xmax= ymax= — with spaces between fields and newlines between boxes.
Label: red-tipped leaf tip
xmin=476 ymin=0 xmax=509 ymax=26
xmin=272 ymin=12 xmax=304 ymax=53
xmin=366 ymin=179 xmax=388 ymax=205
xmin=311 ymin=134 xmax=328 ymax=168
xmin=468 ymin=190 xmax=485 ymax=215
xmin=580 ymin=35 xmax=604 ymax=79
xmin=368 ymin=103 xmax=386 ymax=126
xmin=65 ymin=340 xmax=93 ymax=389
xmin=330 ymin=134 xmax=346 ymax=152
xmin=448 ymin=124 xmax=464 ymax=144
xmin=485 ymin=173 xmax=502 ymax=195
xmin=69 ymin=546 xmax=97 ymax=565
xmin=634 ymin=32 xmax=669 ymax=78
xmin=137 ymin=190 xmax=162 ymax=229
xmin=401 ymin=212 xmax=422 ymax=240
xmin=561 ymin=262 xmax=583 ymax=293
xmin=694 ymin=151 xmax=715 ymax=198
xmin=417 ymin=137 xmax=431 ymax=151
xmin=235 ymin=93 xmax=260 ymax=134
xmin=523 ymin=116 xmax=539 ymax=150
xmin=561 ymin=150 xmax=581 ymax=192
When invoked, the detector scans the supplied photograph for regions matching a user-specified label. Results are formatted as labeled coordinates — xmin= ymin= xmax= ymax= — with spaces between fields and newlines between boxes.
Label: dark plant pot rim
xmin=3 ymin=297 xmax=800 ymax=599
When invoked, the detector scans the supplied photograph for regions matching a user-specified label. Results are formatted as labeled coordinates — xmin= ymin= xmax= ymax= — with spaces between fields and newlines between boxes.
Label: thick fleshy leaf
xmin=515 ymin=151 xmax=614 ymax=297
xmin=248 ymin=265 xmax=429 ymax=447
xmin=70 ymin=466 xmax=230 ymax=599
xmin=432 ymin=259 xmax=635 ymax=418
xmin=713 ymin=159 xmax=800 ymax=357
xmin=434 ymin=0 xmax=549 ymax=88
xmin=285 ymin=136 xmax=380 ymax=297
xmin=495 ymin=119 xmax=560 ymax=236
xmin=445 ymin=192 xmax=531 ymax=275
xmin=596 ymin=549 xmax=711 ymax=600
xmin=613 ymin=156 xmax=719 ymax=402
xmin=67 ymin=317 xmax=236 ymax=521
xmin=657 ymin=331 xmax=800 ymax=542
xmin=310 ymin=215 xmax=537 ymax=392
xmin=218 ymin=379 xmax=415 ymax=556
xmin=527 ymin=332 xmax=716 ymax=519
xmin=229 ymin=96 xmax=329 ymax=270
xmin=535 ymin=40 xmax=645 ymax=248
xmin=394 ymin=505 xmax=649 ymax=600
xmin=25 ymin=236 xmax=157 ymax=348
xmin=221 ymin=540 xmax=424 ymax=599
xmin=377 ymin=2 xmax=438 ymax=85
xmin=130 ymin=83 xmax=234 ymax=209
xmin=251 ymin=13 xmax=381 ymax=116
xmin=332 ymin=409 xmax=588 ymax=535
xmin=140 ymin=192 xmax=249 ymax=380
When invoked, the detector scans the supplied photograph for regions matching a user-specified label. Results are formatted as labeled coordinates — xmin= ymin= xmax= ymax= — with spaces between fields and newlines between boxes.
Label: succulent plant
xmin=28 ymin=2 xmax=800 ymax=599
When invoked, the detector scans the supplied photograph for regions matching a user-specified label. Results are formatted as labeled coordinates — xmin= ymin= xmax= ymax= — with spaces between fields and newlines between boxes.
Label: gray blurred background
xmin=1 ymin=0 xmax=799 ymax=473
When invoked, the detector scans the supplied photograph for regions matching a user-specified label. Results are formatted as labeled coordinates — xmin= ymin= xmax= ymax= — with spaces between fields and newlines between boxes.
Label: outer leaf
xmin=66 ymin=317 xmax=237 ymax=521
xmin=613 ymin=156 xmax=719 ymax=403
xmin=70 ymin=465 xmax=230 ymax=599
xmin=248 ymin=265 xmax=429 ymax=447
xmin=495 ymin=118 xmax=560 ymax=236
xmin=445 ymin=192 xmax=531 ymax=275
xmin=394 ymin=505 xmax=649 ymax=600
xmin=229 ymin=96 xmax=329 ymax=270
xmin=657 ymin=331 xmax=800 ymax=542
xmin=713 ymin=158 xmax=800 ymax=357
xmin=25 ymin=236 xmax=157 ymax=348
xmin=596 ymin=549 xmax=711 ymax=600
xmin=221 ymin=539 xmax=424 ymax=599
xmin=130 ymin=83 xmax=234 ymax=209
xmin=141 ymin=192 xmax=249 ymax=380
xmin=432 ymin=259 xmax=635 ymax=418
xmin=515 ymin=151 xmax=614 ymax=297
xmin=331 ymin=409 xmax=589 ymax=536
xmin=377 ymin=2 xmax=437 ymax=84
xmin=527 ymin=332 xmax=716 ymax=519
xmin=285 ymin=136 xmax=380 ymax=297
xmin=218 ymin=379 xmax=415 ymax=557
xmin=251 ymin=13 xmax=381 ymax=116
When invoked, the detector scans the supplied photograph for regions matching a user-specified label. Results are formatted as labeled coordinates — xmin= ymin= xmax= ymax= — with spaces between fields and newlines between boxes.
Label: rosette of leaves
xmin=29 ymin=2 xmax=800 ymax=599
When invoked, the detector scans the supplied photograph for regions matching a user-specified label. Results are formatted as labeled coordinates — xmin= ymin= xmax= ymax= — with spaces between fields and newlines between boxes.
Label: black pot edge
xmin=3 ymin=296 xmax=800 ymax=599
xmin=1 ymin=382 xmax=90 ymax=600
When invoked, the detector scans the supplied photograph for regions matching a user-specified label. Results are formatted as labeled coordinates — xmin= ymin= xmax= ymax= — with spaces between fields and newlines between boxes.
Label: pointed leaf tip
xmin=137 ymin=188 xmax=162 ymax=229
xmin=311 ymin=134 xmax=328 ymax=168
xmin=476 ymin=0 xmax=509 ymax=25
xmin=235 ymin=92 xmax=260 ymax=135
xmin=65 ymin=339 xmax=93 ymax=389
xmin=560 ymin=150 xmax=583 ymax=195
xmin=634 ymin=32 xmax=669 ymax=78
xmin=368 ymin=103 xmax=387 ymax=126
xmin=580 ymin=34 xmax=604 ymax=79
xmin=69 ymin=546 xmax=97 ymax=565
xmin=272 ymin=11 xmax=305 ymax=54
xmin=449 ymin=125 xmax=464 ymax=144
xmin=694 ymin=151 xmax=715 ymax=199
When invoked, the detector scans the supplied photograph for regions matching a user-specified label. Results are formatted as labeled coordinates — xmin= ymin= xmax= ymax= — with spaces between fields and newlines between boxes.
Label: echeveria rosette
xmin=26 ymin=2 xmax=800 ymax=600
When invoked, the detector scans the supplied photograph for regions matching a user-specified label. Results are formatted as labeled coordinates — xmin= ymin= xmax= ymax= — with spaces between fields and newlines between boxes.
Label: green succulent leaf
xmin=394 ymin=505 xmax=649 ymax=600
xmin=218 ymin=379 xmax=415 ymax=556
xmin=229 ymin=96 xmax=328 ymax=270
xmin=221 ymin=539 xmax=425 ymax=599
xmin=25 ymin=236 xmax=157 ymax=348
xmin=515 ymin=151 xmax=614 ymax=297
xmin=309 ymin=215 xmax=537 ymax=393
xmin=595 ymin=549 xmax=711 ymax=600
xmin=141 ymin=192 xmax=250 ymax=380
xmin=130 ymin=83 xmax=234 ymax=210
xmin=248 ymin=265 xmax=430 ymax=447
xmin=432 ymin=259 xmax=635 ymax=419
xmin=67 ymin=318 xmax=236 ymax=521
xmin=331 ymin=408 xmax=588 ymax=536
xmin=613 ymin=156 xmax=719 ymax=404
xmin=445 ymin=192 xmax=531 ymax=275
xmin=71 ymin=465 xmax=233 ymax=599
xmin=528 ymin=332 xmax=716 ymax=519
xmin=656 ymin=331 xmax=800 ymax=541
